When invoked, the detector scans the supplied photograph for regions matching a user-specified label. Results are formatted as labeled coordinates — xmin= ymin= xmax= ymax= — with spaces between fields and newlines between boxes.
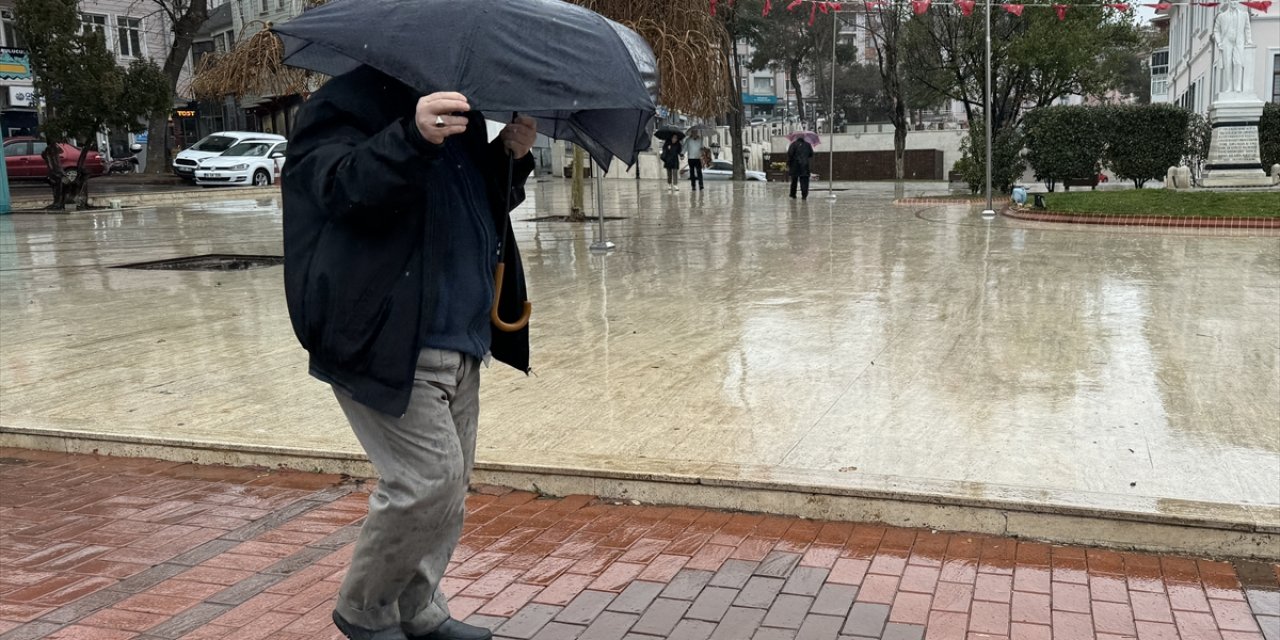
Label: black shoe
xmin=407 ymin=618 xmax=494 ymax=640
xmin=333 ymin=611 xmax=408 ymax=640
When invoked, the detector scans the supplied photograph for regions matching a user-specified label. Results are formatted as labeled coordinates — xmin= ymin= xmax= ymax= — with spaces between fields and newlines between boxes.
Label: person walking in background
xmin=787 ymin=135 xmax=814 ymax=200
xmin=685 ymin=130 xmax=705 ymax=191
xmin=661 ymin=134 xmax=683 ymax=191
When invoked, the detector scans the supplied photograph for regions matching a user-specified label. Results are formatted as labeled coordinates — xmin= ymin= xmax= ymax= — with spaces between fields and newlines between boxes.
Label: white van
xmin=172 ymin=131 xmax=286 ymax=182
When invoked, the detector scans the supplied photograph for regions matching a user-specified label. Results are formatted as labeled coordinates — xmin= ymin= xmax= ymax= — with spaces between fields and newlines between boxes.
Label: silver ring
xmin=434 ymin=115 xmax=446 ymax=128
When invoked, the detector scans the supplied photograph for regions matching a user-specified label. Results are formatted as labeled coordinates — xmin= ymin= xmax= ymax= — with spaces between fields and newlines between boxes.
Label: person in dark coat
xmin=787 ymin=137 xmax=814 ymax=200
xmin=282 ymin=66 xmax=537 ymax=640
xmin=661 ymin=134 xmax=683 ymax=191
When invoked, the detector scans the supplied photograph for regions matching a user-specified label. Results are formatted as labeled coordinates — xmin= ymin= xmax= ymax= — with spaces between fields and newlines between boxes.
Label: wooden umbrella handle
xmin=491 ymin=261 xmax=532 ymax=332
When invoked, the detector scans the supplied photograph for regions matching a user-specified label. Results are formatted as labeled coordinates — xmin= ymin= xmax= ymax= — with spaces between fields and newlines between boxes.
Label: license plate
xmin=205 ymin=173 xmax=221 ymax=178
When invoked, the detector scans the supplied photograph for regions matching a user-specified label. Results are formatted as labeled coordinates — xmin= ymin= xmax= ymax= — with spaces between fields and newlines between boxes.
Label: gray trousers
xmin=333 ymin=348 xmax=480 ymax=635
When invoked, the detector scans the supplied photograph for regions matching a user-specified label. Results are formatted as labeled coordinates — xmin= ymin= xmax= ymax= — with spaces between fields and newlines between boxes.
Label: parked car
xmin=681 ymin=159 xmax=768 ymax=182
xmin=193 ymin=139 xmax=288 ymax=187
xmin=3 ymin=137 xmax=106 ymax=180
xmin=172 ymin=131 xmax=286 ymax=182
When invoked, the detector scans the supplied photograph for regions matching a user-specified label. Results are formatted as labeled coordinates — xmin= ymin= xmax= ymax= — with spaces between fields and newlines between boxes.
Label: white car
xmin=194 ymin=139 xmax=288 ymax=187
xmin=681 ymin=159 xmax=767 ymax=182
xmin=172 ymin=131 xmax=286 ymax=182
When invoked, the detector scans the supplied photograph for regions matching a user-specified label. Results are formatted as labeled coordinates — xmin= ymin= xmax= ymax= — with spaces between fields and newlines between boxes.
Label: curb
xmin=3 ymin=426 xmax=1276 ymax=561
xmin=10 ymin=185 xmax=280 ymax=212
xmin=893 ymin=198 xmax=985 ymax=206
xmin=1003 ymin=208 xmax=1280 ymax=228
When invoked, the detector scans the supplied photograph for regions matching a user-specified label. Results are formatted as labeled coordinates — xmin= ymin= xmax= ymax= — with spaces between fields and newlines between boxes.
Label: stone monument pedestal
xmin=1201 ymin=96 xmax=1271 ymax=188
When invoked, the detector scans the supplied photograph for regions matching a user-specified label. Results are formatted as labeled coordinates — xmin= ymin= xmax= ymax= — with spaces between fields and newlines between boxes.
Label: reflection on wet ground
xmin=1 ymin=181 xmax=1277 ymax=524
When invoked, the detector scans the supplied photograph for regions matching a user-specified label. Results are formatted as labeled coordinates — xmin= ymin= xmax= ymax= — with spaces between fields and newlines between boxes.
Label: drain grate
xmin=113 ymin=254 xmax=284 ymax=271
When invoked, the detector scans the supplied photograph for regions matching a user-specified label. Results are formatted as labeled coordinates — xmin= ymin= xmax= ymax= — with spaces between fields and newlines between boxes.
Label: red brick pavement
xmin=1 ymin=449 xmax=1277 ymax=640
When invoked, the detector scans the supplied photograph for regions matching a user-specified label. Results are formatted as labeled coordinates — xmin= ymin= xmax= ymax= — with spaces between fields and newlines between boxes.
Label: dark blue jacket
xmin=282 ymin=67 xmax=534 ymax=416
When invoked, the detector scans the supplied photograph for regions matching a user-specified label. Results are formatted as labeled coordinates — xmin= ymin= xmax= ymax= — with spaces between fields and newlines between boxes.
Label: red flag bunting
xmin=831 ymin=2 xmax=843 ymax=9
xmin=956 ymin=0 xmax=977 ymax=15
xmin=912 ymin=0 xmax=932 ymax=14
xmin=819 ymin=1 xmax=830 ymax=13
xmin=787 ymin=0 xmax=803 ymax=9
xmin=710 ymin=0 xmax=717 ymax=16
xmin=1142 ymin=2 xmax=1171 ymax=9
xmin=1003 ymin=3 xmax=1025 ymax=14
xmin=810 ymin=2 xmax=818 ymax=25
xmin=762 ymin=0 xmax=772 ymax=15
xmin=1054 ymin=3 xmax=1069 ymax=19
xmin=1105 ymin=2 xmax=1131 ymax=9
xmin=1241 ymin=0 xmax=1270 ymax=10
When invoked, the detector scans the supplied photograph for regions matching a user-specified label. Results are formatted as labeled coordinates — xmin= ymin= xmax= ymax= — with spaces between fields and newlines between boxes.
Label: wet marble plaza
xmin=1 ymin=180 xmax=1277 ymax=532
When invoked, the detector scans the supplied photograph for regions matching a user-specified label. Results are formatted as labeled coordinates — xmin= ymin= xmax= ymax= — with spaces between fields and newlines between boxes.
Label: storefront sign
xmin=7 ymin=86 xmax=36 ymax=108
xmin=0 ymin=48 xmax=31 ymax=80
xmin=175 ymin=109 xmax=197 ymax=118
xmin=742 ymin=93 xmax=779 ymax=106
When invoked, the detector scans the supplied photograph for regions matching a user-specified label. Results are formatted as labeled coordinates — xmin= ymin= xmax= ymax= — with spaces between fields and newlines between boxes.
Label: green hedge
xmin=1101 ymin=104 xmax=1190 ymax=189
xmin=956 ymin=125 xmax=1026 ymax=195
xmin=1023 ymin=106 xmax=1105 ymax=192
xmin=1261 ymin=102 xmax=1280 ymax=171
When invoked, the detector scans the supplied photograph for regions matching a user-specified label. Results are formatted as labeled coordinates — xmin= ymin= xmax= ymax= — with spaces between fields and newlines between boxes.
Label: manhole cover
xmin=113 ymin=254 xmax=284 ymax=271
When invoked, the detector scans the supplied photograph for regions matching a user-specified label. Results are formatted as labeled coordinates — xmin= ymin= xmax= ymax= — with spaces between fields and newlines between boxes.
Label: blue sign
xmin=742 ymin=94 xmax=779 ymax=106
xmin=135 ymin=131 xmax=148 ymax=144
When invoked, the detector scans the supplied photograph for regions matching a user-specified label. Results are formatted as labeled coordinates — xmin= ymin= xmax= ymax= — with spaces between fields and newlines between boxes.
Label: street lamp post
xmin=981 ymin=0 xmax=996 ymax=219
xmin=827 ymin=7 xmax=838 ymax=200
xmin=589 ymin=166 xmax=615 ymax=253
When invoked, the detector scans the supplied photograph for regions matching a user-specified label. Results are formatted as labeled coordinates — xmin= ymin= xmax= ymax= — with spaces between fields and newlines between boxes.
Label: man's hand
xmin=415 ymin=92 xmax=470 ymax=146
xmin=500 ymin=116 xmax=538 ymax=158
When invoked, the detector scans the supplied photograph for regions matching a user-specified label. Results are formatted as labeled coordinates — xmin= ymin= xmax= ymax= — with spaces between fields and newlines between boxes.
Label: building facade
xmin=1151 ymin=1 xmax=1279 ymax=112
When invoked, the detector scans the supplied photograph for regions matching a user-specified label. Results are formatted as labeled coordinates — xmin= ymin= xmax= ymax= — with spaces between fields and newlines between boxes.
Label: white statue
xmin=1213 ymin=0 xmax=1253 ymax=95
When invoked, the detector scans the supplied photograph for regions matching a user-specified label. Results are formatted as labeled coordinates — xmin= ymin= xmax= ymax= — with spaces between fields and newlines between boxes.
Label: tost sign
xmin=174 ymin=109 xmax=197 ymax=118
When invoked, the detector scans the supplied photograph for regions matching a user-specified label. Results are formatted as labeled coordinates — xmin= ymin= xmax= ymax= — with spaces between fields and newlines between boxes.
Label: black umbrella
xmin=655 ymin=126 xmax=686 ymax=142
xmin=274 ymin=0 xmax=658 ymax=170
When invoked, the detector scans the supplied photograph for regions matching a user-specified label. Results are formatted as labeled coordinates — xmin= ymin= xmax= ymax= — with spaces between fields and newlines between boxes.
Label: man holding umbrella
xmin=275 ymin=2 xmax=659 ymax=639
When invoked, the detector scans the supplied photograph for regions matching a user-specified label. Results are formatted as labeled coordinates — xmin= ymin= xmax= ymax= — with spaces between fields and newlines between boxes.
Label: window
xmin=117 ymin=17 xmax=142 ymax=57
xmin=4 ymin=141 xmax=28 ymax=157
xmin=277 ymin=0 xmax=287 ymax=9
xmin=752 ymin=77 xmax=774 ymax=95
xmin=1273 ymin=53 xmax=1279 ymax=104
xmin=1 ymin=10 xmax=24 ymax=48
xmin=260 ymin=0 xmax=270 ymax=13
xmin=30 ymin=141 xmax=46 ymax=156
xmin=81 ymin=13 xmax=107 ymax=37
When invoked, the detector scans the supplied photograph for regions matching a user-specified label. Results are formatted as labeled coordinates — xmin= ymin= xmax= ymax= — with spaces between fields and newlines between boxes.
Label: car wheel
xmin=252 ymin=169 xmax=270 ymax=186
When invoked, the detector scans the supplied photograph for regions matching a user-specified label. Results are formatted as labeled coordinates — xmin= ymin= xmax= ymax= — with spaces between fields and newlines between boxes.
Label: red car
xmin=3 ymin=137 xmax=106 ymax=180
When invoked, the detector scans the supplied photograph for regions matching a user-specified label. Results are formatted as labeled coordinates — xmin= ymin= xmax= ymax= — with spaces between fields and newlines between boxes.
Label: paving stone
xmin=1258 ymin=615 xmax=1279 ymax=640
xmin=881 ymin=621 xmax=926 ymax=640
xmin=756 ymin=552 xmax=803 ymax=578
xmin=762 ymin=594 xmax=814 ymax=629
xmin=530 ymin=622 xmax=587 ymax=640
xmin=709 ymin=606 xmax=768 ymax=640
xmin=796 ymin=613 xmax=845 ymax=640
xmin=498 ymin=604 xmax=563 ymax=639
xmin=578 ymin=611 xmax=639 ymax=640
xmin=556 ymin=591 xmax=617 ymax=625
xmin=465 ymin=615 xmax=511 ymax=631
xmin=687 ymin=586 xmax=740 ymax=622
xmin=782 ymin=567 xmax=830 ymax=597
xmin=811 ymin=584 xmax=859 ymax=617
xmin=606 ymin=581 xmax=665 ymax=614
xmin=631 ymin=598 xmax=692 ymax=636
xmin=736 ymin=576 xmax=787 ymax=609
xmin=662 ymin=570 xmax=716 ymax=601
xmin=667 ymin=619 xmax=717 ymax=640
xmin=842 ymin=602 xmax=891 ymax=637
xmin=710 ymin=560 xmax=760 ymax=589
xmin=752 ymin=629 xmax=798 ymax=640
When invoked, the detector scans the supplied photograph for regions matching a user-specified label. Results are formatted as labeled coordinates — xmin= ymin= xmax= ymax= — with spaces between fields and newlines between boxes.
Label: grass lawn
xmin=1042 ymin=189 xmax=1280 ymax=218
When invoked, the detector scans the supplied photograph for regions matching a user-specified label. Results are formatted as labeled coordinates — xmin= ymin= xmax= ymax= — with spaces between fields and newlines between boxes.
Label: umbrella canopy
xmin=655 ymin=126 xmax=685 ymax=142
xmin=274 ymin=0 xmax=658 ymax=169
xmin=787 ymin=131 xmax=821 ymax=147
xmin=686 ymin=123 xmax=716 ymax=137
